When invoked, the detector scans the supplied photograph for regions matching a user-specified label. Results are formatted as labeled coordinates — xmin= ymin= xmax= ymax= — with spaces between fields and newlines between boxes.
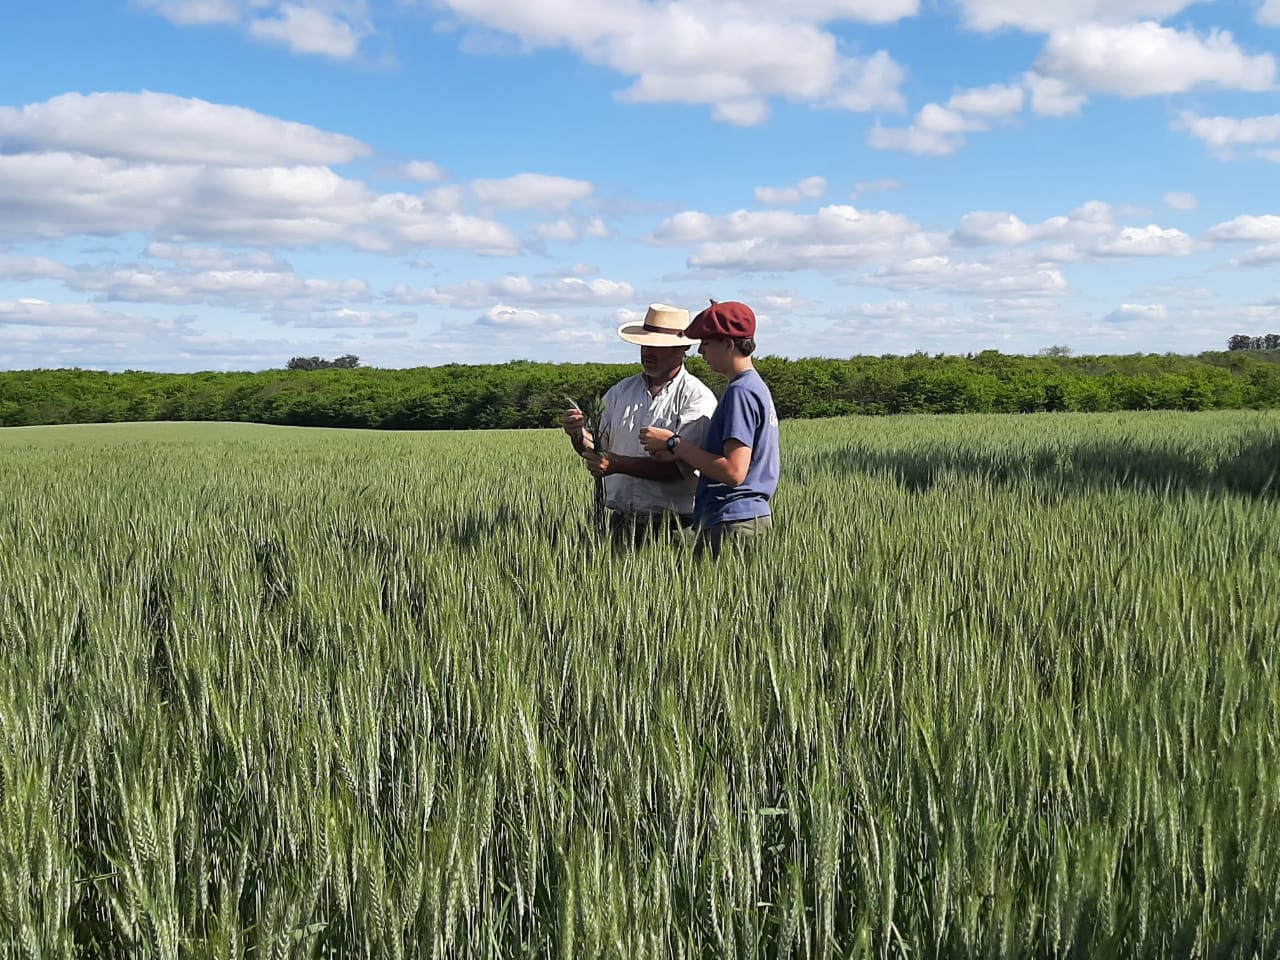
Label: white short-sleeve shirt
xmin=598 ymin=367 xmax=717 ymax=516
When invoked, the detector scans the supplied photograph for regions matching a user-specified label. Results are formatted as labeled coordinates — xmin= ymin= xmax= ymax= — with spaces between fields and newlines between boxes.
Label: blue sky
xmin=1 ymin=0 xmax=1278 ymax=371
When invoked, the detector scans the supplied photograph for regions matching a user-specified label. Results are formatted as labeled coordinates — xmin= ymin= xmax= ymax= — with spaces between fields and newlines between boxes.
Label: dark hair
xmin=731 ymin=337 xmax=756 ymax=356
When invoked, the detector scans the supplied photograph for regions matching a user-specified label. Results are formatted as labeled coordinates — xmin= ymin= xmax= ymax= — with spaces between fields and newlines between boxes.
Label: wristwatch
xmin=666 ymin=434 xmax=681 ymax=453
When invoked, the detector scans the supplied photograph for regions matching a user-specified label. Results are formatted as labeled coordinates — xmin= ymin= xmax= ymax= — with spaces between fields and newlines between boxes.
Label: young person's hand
xmin=639 ymin=426 xmax=673 ymax=455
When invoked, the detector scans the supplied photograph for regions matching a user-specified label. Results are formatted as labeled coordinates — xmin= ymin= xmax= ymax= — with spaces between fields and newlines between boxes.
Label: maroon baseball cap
xmin=683 ymin=300 xmax=756 ymax=340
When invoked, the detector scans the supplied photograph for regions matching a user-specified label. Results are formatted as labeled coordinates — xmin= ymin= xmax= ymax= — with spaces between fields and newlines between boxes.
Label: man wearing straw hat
xmin=561 ymin=303 xmax=716 ymax=546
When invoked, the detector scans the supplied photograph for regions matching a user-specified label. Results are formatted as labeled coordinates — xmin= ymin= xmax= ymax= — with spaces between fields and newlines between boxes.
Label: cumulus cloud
xmin=144 ymin=243 xmax=287 ymax=271
xmin=1036 ymin=22 xmax=1276 ymax=97
xmin=1206 ymin=214 xmax=1280 ymax=241
xmin=271 ymin=307 xmax=417 ymax=328
xmin=1022 ymin=72 xmax=1087 ymax=116
xmin=478 ymin=304 xmax=570 ymax=328
xmin=650 ymin=204 xmax=946 ymax=271
xmin=1207 ymin=215 xmax=1280 ymax=265
xmin=470 ymin=173 xmax=594 ymax=211
xmin=1175 ymin=110 xmax=1280 ymax=158
xmin=1106 ymin=302 xmax=1169 ymax=322
xmin=141 ymin=0 xmax=372 ymax=59
xmin=870 ymin=82 xmax=1023 ymax=155
xmin=1234 ymin=243 xmax=1280 ymax=265
xmin=394 ymin=160 xmax=449 ymax=182
xmin=755 ymin=176 xmax=828 ymax=206
xmin=388 ymin=274 xmax=635 ymax=308
xmin=1164 ymin=192 xmax=1199 ymax=211
xmin=1261 ymin=0 xmax=1280 ymax=26
xmin=952 ymin=201 xmax=1195 ymax=259
xmin=0 ymin=251 xmax=374 ymax=312
xmin=859 ymin=256 xmax=1070 ymax=295
xmin=854 ymin=299 xmax=952 ymax=318
xmin=868 ymin=122 xmax=962 ymax=156
xmin=432 ymin=0 xmax=907 ymax=124
xmin=0 ymin=91 xmax=369 ymax=166
xmin=532 ymin=216 xmax=611 ymax=242
xmin=0 ymin=255 xmax=76 ymax=282
xmin=0 ymin=153 xmax=520 ymax=254
xmin=958 ymin=0 xmax=1195 ymax=32
xmin=1093 ymin=225 xmax=1194 ymax=257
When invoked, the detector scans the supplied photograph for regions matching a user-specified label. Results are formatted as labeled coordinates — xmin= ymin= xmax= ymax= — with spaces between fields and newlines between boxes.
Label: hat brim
xmin=616 ymin=322 xmax=694 ymax=347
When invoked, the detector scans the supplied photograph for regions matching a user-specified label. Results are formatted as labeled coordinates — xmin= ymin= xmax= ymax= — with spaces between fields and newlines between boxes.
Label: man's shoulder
xmin=606 ymin=373 xmax=646 ymax=399
xmin=675 ymin=368 xmax=717 ymax=403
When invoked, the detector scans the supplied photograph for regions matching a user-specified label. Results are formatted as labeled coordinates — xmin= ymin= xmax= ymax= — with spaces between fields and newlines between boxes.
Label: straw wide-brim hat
xmin=617 ymin=303 xmax=694 ymax=347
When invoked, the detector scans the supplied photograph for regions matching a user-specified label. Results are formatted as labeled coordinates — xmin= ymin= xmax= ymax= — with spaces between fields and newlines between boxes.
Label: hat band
xmin=643 ymin=322 xmax=684 ymax=336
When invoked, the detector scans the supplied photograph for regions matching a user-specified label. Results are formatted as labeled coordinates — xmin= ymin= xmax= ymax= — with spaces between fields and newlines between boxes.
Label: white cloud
xmin=272 ymin=307 xmax=416 ymax=328
xmin=470 ymin=173 xmax=593 ymax=211
xmin=953 ymin=212 xmax=1033 ymax=246
xmin=1206 ymin=214 xmax=1280 ymax=241
xmin=78 ymin=267 xmax=368 ymax=306
xmin=478 ymin=304 xmax=571 ymax=328
xmin=1093 ymin=225 xmax=1194 ymax=256
xmin=144 ymin=242 xmax=286 ymax=271
xmin=532 ymin=216 xmax=611 ymax=242
xmin=859 ymin=256 xmax=1070 ymax=295
xmin=869 ymin=82 xmax=1023 ymax=155
xmin=651 ymin=204 xmax=945 ymax=271
xmin=1106 ymin=302 xmax=1169 ymax=322
xmin=948 ymin=83 xmax=1025 ymax=117
xmin=855 ymin=299 xmax=952 ymax=318
xmin=434 ymin=0 xmax=907 ymax=124
xmin=958 ymin=0 xmax=1195 ymax=32
xmin=1261 ymin=0 xmax=1280 ymax=26
xmin=1164 ymin=192 xmax=1198 ymax=211
xmin=395 ymin=160 xmax=449 ymax=182
xmin=953 ymin=202 xmax=1194 ymax=259
xmin=1022 ymin=72 xmax=1087 ymax=116
xmin=248 ymin=3 xmax=365 ymax=58
xmin=0 ymin=92 xmax=369 ymax=166
xmin=1175 ymin=110 xmax=1280 ymax=157
xmin=1 ymin=251 xmax=371 ymax=310
xmin=0 ymin=255 xmax=76 ymax=282
xmin=868 ymin=122 xmax=962 ymax=156
xmin=138 ymin=0 xmax=242 ymax=25
xmin=1234 ymin=243 xmax=1280 ymax=265
xmin=745 ymin=292 xmax=817 ymax=314
xmin=142 ymin=0 xmax=371 ymax=59
xmin=388 ymin=274 xmax=635 ymax=308
xmin=755 ymin=176 xmax=828 ymax=206
xmin=0 ymin=153 xmax=520 ymax=254
xmin=1037 ymin=22 xmax=1276 ymax=97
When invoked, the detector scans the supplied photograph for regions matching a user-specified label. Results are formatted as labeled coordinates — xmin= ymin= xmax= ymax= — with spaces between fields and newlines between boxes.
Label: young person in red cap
xmin=639 ymin=300 xmax=780 ymax=556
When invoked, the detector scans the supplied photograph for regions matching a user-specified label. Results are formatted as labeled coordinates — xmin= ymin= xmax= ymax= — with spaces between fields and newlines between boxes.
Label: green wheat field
xmin=1 ymin=412 xmax=1278 ymax=958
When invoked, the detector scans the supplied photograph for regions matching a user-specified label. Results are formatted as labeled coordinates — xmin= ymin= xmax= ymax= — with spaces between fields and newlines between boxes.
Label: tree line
xmin=1228 ymin=334 xmax=1280 ymax=351
xmin=3 ymin=350 xmax=1279 ymax=430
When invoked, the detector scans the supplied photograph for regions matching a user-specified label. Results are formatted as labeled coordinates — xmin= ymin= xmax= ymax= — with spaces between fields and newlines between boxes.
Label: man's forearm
xmin=609 ymin=454 xmax=684 ymax=481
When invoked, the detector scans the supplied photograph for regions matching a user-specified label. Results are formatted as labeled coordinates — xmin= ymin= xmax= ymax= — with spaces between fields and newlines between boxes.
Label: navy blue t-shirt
xmin=693 ymin=368 xmax=780 ymax=528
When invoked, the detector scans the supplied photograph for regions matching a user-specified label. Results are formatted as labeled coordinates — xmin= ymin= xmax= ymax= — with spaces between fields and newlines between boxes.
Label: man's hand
xmin=639 ymin=426 xmax=673 ymax=455
xmin=583 ymin=450 xmax=612 ymax=477
xmin=562 ymin=406 xmax=585 ymax=437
